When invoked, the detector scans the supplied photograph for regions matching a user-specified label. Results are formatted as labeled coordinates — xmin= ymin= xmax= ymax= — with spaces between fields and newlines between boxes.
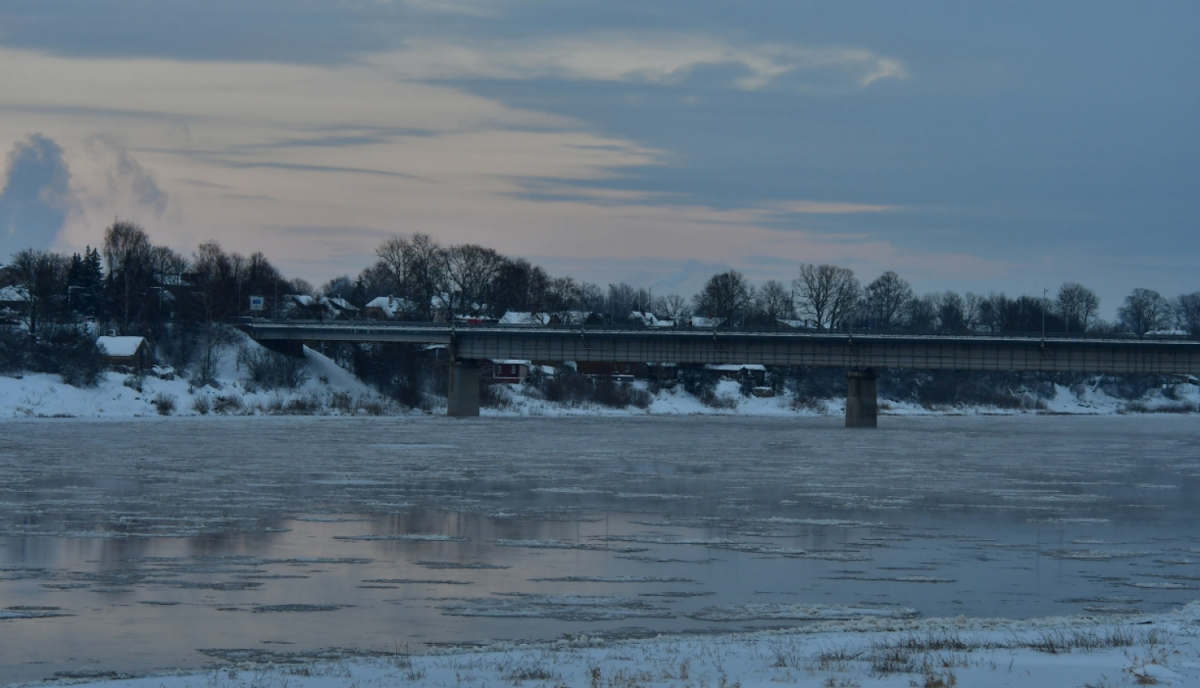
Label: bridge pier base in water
xmin=447 ymin=358 xmax=481 ymax=417
xmin=845 ymin=369 xmax=878 ymax=428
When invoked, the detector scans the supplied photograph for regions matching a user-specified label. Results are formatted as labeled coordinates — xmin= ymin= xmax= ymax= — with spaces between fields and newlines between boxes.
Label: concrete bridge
xmin=243 ymin=322 xmax=1200 ymax=427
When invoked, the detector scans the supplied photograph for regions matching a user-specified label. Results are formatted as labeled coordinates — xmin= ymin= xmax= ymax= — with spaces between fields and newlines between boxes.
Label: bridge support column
xmin=447 ymin=359 xmax=481 ymax=417
xmin=845 ymin=369 xmax=878 ymax=428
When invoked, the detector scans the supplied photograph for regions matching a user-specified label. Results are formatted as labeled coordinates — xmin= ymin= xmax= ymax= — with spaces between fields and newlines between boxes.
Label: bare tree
xmin=935 ymin=291 xmax=967 ymax=332
xmin=606 ymin=283 xmax=638 ymax=321
xmin=102 ymin=221 xmax=153 ymax=330
xmin=1118 ymin=288 xmax=1173 ymax=337
xmin=755 ymin=279 xmax=794 ymax=324
xmin=655 ymin=294 xmax=692 ymax=322
xmin=442 ymin=243 xmax=503 ymax=316
xmin=964 ymin=292 xmax=985 ymax=331
xmin=1055 ymin=283 xmax=1100 ymax=333
xmin=905 ymin=294 xmax=938 ymax=332
xmin=862 ymin=271 xmax=913 ymax=330
xmin=1176 ymin=292 xmax=1200 ymax=338
xmin=373 ymin=235 xmax=411 ymax=296
xmin=794 ymin=264 xmax=860 ymax=330
xmin=8 ymin=249 xmax=68 ymax=334
xmin=693 ymin=270 xmax=752 ymax=325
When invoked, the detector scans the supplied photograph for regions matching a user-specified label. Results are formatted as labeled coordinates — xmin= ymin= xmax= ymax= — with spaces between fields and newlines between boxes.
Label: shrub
xmin=153 ymin=393 xmax=176 ymax=416
xmin=238 ymin=345 xmax=309 ymax=389
xmin=480 ymin=382 xmax=511 ymax=409
xmin=5 ymin=326 xmax=106 ymax=387
xmin=211 ymin=395 xmax=243 ymax=414
xmin=191 ymin=395 xmax=210 ymax=415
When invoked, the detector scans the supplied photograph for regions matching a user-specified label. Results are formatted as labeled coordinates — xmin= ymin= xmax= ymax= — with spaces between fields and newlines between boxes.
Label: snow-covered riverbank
xmin=21 ymin=602 xmax=1200 ymax=688
xmin=3 ymin=366 xmax=1195 ymax=419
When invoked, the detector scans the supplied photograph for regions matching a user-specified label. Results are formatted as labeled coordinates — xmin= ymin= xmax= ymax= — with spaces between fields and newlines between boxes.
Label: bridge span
xmin=243 ymin=322 xmax=1200 ymax=427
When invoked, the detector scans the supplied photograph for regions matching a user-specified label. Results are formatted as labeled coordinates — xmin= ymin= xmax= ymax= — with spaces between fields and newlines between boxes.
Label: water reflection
xmin=1 ymin=415 xmax=1198 ymax=682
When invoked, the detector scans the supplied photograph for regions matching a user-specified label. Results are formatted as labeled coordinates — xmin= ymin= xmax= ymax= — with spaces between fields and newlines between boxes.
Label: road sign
xmin=249 ymin=295 xmax=265 ymax=311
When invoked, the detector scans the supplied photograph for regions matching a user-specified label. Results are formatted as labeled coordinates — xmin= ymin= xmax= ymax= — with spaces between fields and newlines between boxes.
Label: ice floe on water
xmin=1 ymin=605 xmax=69 ymax=619
xmin=1043 ymin=549 xmax=1158 ymax=560
xmin=437 ymin=593 xmax=674 ymax=620
xmin=333 ymin=534 xmax=468 ymax=541
xmin=688 ymin=603 xmax=920 ymax=622
xmin=493 ymin=538 xmax=647 ymax=552
xmin=528 ymin=576 xmax=695 ymax=583
xmin=415 ymin=560 xmax=509 ymax=570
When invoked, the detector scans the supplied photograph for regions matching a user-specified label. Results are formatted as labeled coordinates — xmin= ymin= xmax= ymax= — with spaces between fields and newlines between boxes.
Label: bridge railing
xmin=238 ymin=317 xmax=1199 ymax=343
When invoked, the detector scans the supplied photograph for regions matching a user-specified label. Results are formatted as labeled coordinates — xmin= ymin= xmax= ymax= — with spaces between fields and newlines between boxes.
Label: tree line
xmin=3 ymin=222 xmax=1200 ymax=340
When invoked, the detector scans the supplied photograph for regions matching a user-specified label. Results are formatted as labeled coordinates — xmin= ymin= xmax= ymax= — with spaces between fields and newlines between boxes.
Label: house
xmin=499 ymin=311 xmax=553 ymax=326
xmin=322 ymin=296 xmax=358 ymax=318
xmin=483 ymin=359 xmax=531 ymax=383
xmin=0 ymin=285 xmax=28 ymax=324
xmin=576 ymin=361 xmax=650 ymax=379
xmin=96 ymin=336 xmax=151 ymax=369
xmin=362 ymin=296 xmax=416 ymax=320
xmin=629 ymin=311 xmax=674 ymax=327
xmin=704 ymin=364 xmax=767 ymax=384
xmin=282 ymin=294 xmax=358 ymax=320
xmin=690 ymin=316 xmax=724 ymax=328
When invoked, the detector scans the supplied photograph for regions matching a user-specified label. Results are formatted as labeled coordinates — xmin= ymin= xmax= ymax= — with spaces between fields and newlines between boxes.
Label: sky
xmin=0 ymin=1 xmax=1195 ymax=314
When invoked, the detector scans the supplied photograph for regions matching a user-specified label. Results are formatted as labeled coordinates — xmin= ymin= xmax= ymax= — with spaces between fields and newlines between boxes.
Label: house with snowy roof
xmin=629 ymin=311 xmax=674 ymax=328
xmin=0 ymin=285 xmax=29 ymax=324
xmin=362 ymin=296 xmax=417 ymax=320
xmin=483 ymin=359 xmax=532 ymax=383
xmin=96 ymin=336 xmax=151 ymax=369
xmin=704 ymin=363 xmax=767 ymax=384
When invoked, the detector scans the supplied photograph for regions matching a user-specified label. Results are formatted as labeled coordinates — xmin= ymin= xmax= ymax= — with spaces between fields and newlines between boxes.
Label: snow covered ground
xmin=21 ymin=602 xmax=1200 ymax=688
xmin=482 ymin=377 xmax=1200 ymax=418
xmin=0 ymin=331 xmax=398 ymax=418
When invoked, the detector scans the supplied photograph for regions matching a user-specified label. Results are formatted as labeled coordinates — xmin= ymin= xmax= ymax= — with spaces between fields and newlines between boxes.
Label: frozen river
xmin=1 ymin=414 xmax=1198 ymax=683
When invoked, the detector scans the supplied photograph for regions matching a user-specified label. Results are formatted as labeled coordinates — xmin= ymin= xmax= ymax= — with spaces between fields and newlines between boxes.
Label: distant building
xmin=96 ymin=336 xmax=151 ymax=369
xmin=483 ymin=359 xmax=531 ymax=383
xmin=576 ymin=361 xmax=650 ymax=379
xmin=704 ymin=363 xmax=767 ymax=384
xmin=362 ymin=296 xmax=416 ymax=320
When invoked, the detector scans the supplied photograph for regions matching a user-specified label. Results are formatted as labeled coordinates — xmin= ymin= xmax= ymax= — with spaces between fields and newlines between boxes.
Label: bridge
xmin=243 ymin=322 xmax=1200 ymax=427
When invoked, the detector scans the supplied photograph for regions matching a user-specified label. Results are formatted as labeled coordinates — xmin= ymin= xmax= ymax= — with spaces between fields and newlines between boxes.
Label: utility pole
xmin=1042 ymin=288 xmax=1048 ymax=340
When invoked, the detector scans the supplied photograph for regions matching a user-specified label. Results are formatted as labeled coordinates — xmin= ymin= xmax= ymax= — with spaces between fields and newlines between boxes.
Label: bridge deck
xmin=245 ymin=323 xmax=1200 ymax=375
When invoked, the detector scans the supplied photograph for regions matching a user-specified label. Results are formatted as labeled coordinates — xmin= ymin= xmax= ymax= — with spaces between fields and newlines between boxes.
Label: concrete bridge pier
xmin=447 ymin=358 xmax=481 ymax=417
xmin=845 ymin=369 xmax=878 ymax=428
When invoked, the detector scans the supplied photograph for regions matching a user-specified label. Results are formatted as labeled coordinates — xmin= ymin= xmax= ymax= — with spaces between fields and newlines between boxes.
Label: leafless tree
xmin=606 ymin=283 xmax=638 ymax=321
xmin=543 ymin=276 xmax=582 ymax=320
xmin=755 ymin=279 xmax=794 ymax=324
xmin=905 ymin=294 xmax=938 ymax=332
xmin=655 ymin=294 xmax=692 ymax=322
xmin=1176 ymin=292 xmax=1200 ymax=338
xmin=442 ymin=243 xmax=503 ymax=316
xmin=102 ymin=221 xmax=153 ymax=330
xmin=964 ymin=292 xmax=985 ymax=330
xmin=794 ymin=264 xmax=860 ymax=330
xmin=289 ymin=278 xmax=315 ymax=296
xmin=935 ymin=291 xmax=967 ymax=332
xmin=8 ymin=249 xmax=68 ymax=334
xmin=1118 ymin=288 xmax=1173 ymax=337
xmin=693 ymin=270 xmax=752 ymax=325
xmin=862 ymin=271 xmax=912 ymax=330
xmin=1055 ymin=283 xmax=1100 ymax=333
xmin=373 ymin=234 xmax=411 ymax=296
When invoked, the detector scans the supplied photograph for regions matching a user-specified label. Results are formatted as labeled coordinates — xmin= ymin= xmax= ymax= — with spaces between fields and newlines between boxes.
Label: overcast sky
xmin=0 ymin=1 xmax=1195 ymax=313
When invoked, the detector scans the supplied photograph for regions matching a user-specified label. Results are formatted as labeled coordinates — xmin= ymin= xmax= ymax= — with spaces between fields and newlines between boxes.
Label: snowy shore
xmin=20 ymin=602 xmax=1200 ymax=688
xmin=2 ymin=337 xmax=1196 ymax=419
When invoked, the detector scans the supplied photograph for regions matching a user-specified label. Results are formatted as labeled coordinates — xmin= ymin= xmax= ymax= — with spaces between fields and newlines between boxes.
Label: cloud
xmin=373 ymin=35 xmax=908 ymax=91
xmin=769 ymin=200 xmax=899 ymax=215
xmin=0 ymin=133 xmax=72 ymax=258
